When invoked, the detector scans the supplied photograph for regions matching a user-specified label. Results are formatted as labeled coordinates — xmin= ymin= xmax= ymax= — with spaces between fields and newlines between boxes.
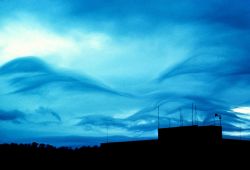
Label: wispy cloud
xmin=0 ymin=57 xmax=126 ymax=96
xmin=36 ymin=107 xmax=62 ymax=122
xmin=0 ymin=109 xmax=25 ymax=122
xmin=77 ymin=114 xmax=157 ymax=133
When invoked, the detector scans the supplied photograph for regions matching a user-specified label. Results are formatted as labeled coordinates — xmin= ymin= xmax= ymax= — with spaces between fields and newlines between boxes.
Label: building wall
xmin=158 ymin=126 xmax=222 ymax=145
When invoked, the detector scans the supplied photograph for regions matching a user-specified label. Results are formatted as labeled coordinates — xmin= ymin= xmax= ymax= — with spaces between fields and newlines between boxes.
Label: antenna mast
xmin=194 ymin=105 xmax=197 ymax=125
xmin=192 ymin=103 xmax=194 ymax=126
xmin=106 ymin=124 xmax=109 ymax=143
xmin=157 ymin=105 xmax=160 ymax=129
xmin=179 ymin=108 xmax=183 ymax=127
xmin=240 ymin=126 xmax=242 ymax=141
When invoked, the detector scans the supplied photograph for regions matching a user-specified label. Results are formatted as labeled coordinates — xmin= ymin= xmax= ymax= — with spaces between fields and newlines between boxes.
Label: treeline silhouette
xmin=0 ymin=142 xmax=104 ymax=162
xmin=1 ymin=140 xmax=250 ymax=167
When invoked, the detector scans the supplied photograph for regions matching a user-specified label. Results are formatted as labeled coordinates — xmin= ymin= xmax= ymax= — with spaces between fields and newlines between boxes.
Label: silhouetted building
xmin=101 ymin=125 xmax=222 ymax=150
xmin=158 ymin=125 xmax=222 ymax=145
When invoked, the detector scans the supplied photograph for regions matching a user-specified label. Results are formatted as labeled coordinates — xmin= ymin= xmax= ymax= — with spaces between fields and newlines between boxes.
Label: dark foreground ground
xmin=0 ymin=139 xmax=250 ymax=168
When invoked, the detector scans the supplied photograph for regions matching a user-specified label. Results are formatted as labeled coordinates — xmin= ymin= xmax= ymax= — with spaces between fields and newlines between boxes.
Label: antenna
xmin=214 ymin=113 xmax=216 ymax=125
xmin=192 ymin=103 xmax=194 ymax=126
xmin=179 ymin=108 xmax=183 ymax=127
xmin=194 ymin=105 xmax=197 ymax=125
xmin=219 ymin=115 xmax=221 ymax=126
xmin=157 ymin=105 xmax=160 ymax=129
xmin=106 ymin=124 xmax=109 ymax=143
xmin=215 ymin=113 xmax=222 ymax=126
xmin=240 ymin=126 xmax=242 ymax=141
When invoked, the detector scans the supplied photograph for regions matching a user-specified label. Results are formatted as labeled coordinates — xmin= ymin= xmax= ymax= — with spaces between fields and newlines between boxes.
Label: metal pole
xmin=192 ymin=103 xmax=194 ymax=126
xmin=179 ymin=108 xmax=183 ymax=127
xmin=195 ymin=105 xmax=197 ymax=125
xmin=106 ymin=124 xmax=109 ymax=143
xmin=219 ymin=116 xmax=221 ymax=126
xmin=157 ymin=105 xmax=160 ymax=129
xmin=240 ymin=126 xmax=242 ymax=140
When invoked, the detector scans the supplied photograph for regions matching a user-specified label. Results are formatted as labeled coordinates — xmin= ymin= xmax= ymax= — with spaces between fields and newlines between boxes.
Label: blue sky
xmin=0 ymin=0 xmax=250 ymax=146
